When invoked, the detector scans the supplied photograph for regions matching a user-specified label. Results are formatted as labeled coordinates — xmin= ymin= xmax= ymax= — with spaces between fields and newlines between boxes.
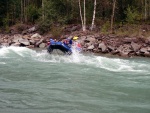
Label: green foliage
xmin=101 ymin=21 xmax=110 ymax=33
xmin=125 ymin=6 xmax=140 ymax=24
xmin=38 ymin=20 xmax=52 ymax=34
xmin=51 ymin=26 xmax=63 ymax=38
xmin=15 ymin=24 xmax=27 ymax=32
xmin=26 ymin=5 xmax=39 ymax=23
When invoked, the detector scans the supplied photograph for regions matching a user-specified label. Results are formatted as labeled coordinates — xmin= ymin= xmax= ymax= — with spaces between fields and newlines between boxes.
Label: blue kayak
xmin=47 ymin=40 xmax=72 ymax=55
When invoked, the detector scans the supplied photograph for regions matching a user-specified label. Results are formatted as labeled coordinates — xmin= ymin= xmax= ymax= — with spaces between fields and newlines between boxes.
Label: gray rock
xmin=26 ymin=45 xmax=35 ymax=48
xmin=36 ymin=39 xmax=43 ymax=47
xmin=147 ymin=47 xmax=150 ymax=52
xmin=39 ymin=43 xmax=46 ymax=48
xmin=31 ymin=33 xmax=41 ymax=39
xmin=98 ymin=42 xmax=107 ymax=52
xmin=117 ymin=44 xmax=132 ymax=57
xmin=87 ymin=45 xmax=94 ymax=50
xmin=23 ymin=35 xmax=30 ymax=39
xmin=11 ymin=42 xmax=20 ymax=46
xmin=108 ymin=45 xmax=115 ymax=51
xmin=140 ymin=48 xmax=148 ymax=53
xmin=19 ymin=38 xmax=30 ymax=46
xmin=1 ymin=43 xmax=9 ymax=46
xmin=85 ymin=35 xmax=96 ymax=43
xmin=27 ymin=26 xmax=36 ymax=33
xmin=144 ymin=52 xmax=150 ymax=57
xmin=131 ymin=42 xmax=141 ymax=52
xmin=13 ymin=34 xmax=23 ymax=43
xmin=29 ymin=39 xmax=36 ymax=45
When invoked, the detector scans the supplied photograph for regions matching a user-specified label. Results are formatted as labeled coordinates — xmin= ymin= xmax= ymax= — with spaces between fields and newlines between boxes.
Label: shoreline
xmin=0 ymin=32 xmax=150 ymax=58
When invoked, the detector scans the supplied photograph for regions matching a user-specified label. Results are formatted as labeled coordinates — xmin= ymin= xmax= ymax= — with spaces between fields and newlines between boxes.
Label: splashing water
xmin=0 ymin=46 xmax=150 ymax=73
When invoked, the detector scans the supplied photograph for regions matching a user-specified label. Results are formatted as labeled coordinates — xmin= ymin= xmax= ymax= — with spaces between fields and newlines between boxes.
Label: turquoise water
xmin=0 ymin=47 xmax=150 ymax=113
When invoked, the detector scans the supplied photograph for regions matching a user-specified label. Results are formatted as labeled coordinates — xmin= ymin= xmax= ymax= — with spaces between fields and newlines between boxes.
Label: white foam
xmin=0 ymin=46 xmax=149 ymax=73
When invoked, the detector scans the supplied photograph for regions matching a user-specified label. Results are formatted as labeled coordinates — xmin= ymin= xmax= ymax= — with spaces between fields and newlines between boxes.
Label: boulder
xmin=31 ymin=33 xmax=41 ymax=39
xmin=144 ymin=52 xmax=150 ymax=57
xmin=123 ymin=37 xmax=137 ymax=43
xmin=13 ymin=34 xmax=23 ymax=43
xmin=131 ymin=41 xmax=141 ymax=52
xmin=98 ymin=42 xmax=107 ymax=52
xmin=19 ymin=38 xmax=30 ymax=46
xmin=23 ymin=35 xmax=30 ymax=39
xmin=140 ymin=48 xmax=148 ymax=53
xmin=117 ymin=44 xmax=132 ymax=57
xmin=11 ymin=42 xmax=20 ymax=46
xmin=39 ymin=43 xmax=46 ymax=48
xmin=26 ymin=45 xmax=35 ymax=48
xmin=87 ymin=45 xmax=94 ymax=50
xmin=27 ymin=26 xmax=36 ymax=33
xmin=71 ymin=26 xmax=78 ymax=31
xmin=35 ymin=39 xmax=43 ymax=47
xmin=85 ymin=35 xmax=96 ymax=43
xmin=29 ymin=39 xmax=36 ymax=45
xmin=1 ymin=43 xmax=9 ymax=46
xmin=107 ymin=45 xmax=115 ymax=51
xmin=147 ymin=47 xmax=150 ymax=52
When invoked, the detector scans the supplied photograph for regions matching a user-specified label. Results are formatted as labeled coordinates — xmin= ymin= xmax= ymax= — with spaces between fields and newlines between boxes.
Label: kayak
xmin=47 ymin=41 xmax=72 ymax=55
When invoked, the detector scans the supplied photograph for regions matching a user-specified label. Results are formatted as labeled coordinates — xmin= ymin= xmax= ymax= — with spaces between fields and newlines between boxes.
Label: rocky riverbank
xmin=0 ymin=25 xmax=150 ymax=58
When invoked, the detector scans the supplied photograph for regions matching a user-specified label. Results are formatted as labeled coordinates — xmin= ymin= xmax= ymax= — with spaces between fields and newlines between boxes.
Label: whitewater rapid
xmin=0 ymin=46 xmax=150 ymax=74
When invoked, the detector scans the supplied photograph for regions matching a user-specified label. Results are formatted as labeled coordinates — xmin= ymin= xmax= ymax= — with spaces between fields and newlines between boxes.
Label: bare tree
xmin=91 ymin=0 xmax=96 ymax=31
xmin=83 ymin=0 xmax=86 ymax=31
xmin=79 ymin=0 xmax=84 ymax=30
xmin=21 ymin=0 xmax=23 ymax=23
xmin=144 ymin=0 xmax=147 ymax=20
xmin=79 ymin=0 xmax=86 ymax=32
xmin=110 ymin=0 xmax=116 ymax=33
xmin=42 ymin=0 xmax=45 ymax=21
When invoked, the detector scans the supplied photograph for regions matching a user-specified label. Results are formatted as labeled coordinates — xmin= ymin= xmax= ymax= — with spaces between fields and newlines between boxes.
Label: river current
xmin=0 ymin=46 xmax=150 ymax=113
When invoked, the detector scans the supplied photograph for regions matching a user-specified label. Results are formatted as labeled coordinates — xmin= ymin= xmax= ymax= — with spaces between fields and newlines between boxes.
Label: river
xmin=0 ymin=46 xmax=150 ymax=113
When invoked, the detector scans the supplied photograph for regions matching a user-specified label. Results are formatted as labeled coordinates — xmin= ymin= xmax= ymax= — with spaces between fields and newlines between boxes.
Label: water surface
xmin=0 ymin=47 xmax=150 ymax=113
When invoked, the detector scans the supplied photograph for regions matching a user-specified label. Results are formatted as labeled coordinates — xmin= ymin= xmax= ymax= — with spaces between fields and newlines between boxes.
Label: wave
xmin=0 ymin=46 xmax=150 ymax=73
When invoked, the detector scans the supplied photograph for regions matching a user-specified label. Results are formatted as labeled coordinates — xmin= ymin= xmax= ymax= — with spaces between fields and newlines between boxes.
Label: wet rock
xmin=35 ymin=39 xmax=43 ymax=47
xmin=39 ymin=43 xmax=46 ymax=48
xmin=26 ymin=45 xmax=35 ymax=48
xmin=1 ymin=43 xmax=9 ymax=46
xmin=11 ymin=42 xmax=20 ymax=46
xmin=29 ymin=39 xmax=36 ymax=45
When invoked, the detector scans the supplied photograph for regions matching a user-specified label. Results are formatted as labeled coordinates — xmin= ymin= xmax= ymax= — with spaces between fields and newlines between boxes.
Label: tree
xmin=79 ymin=0 xmax=86 ymax=32
xmin=91 ymin=0 xmax=96 ymax=30
xmin=110 ymin=0 xmax=116 ymax=33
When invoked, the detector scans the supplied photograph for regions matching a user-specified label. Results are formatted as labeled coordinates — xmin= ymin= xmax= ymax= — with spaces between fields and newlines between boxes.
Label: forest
xmin=0 ymin=0 xmax=150 ymax=34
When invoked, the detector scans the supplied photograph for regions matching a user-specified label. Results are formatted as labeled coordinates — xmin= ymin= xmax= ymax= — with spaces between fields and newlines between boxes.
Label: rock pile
xmin=79 ymin=34 xmax=150 ymax=57
xmin=0 ymin=33 xmax=49 ymax=49
xmin=0 ymin=31 xmax=150 ymax=57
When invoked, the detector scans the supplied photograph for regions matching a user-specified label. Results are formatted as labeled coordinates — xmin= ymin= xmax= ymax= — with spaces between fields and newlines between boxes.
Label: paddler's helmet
xmin=73 ymin=36 xmax=78 ymax=40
